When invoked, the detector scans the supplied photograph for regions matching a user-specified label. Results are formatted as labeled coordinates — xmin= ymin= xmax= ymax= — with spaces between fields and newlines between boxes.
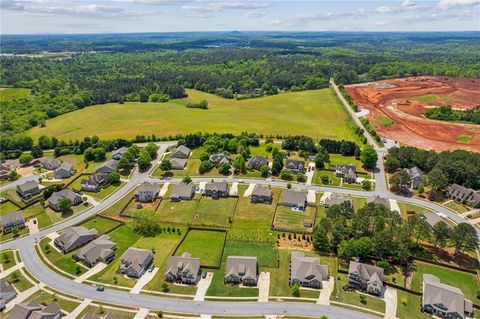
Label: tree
xmin=389 ymin=170 xmax=411 ymax=192
xmin=144 ymin=142 xmax=158 ymax=158
xmin=11 ymin=226 xmax=19 ymax=237
xmin=108 ymin=172 xmax=120 ymax=184
xmin=360 ymin=146 xmax=378 ymax=169
xmin=233 ymin=156 xmax=246 ymax=174
xmin=432 ymin=221 xmax=451 ymax=249
xmin=418 ymin=183 xmax=425 ymax=195
xmin=133 ymin=211 xmax=160 ymax=236
xmin=296 ymin=173 xmax=306 ymax=183
xmin=137 ymin=151 xmax=152 ymax=171
xmin=7 ymin=171 xmax=19 ymax=181
xmin=75 ymin=264 xmax=82 ymax=275
xmin=271 ymin=154 xmax=284 ymax=175
xmin=183 ymin=176 xmax=192 ymax=184
xmin=260 ymin=165 xmax=270 ymax=178
xmin=427 ymin=168 xmax=448 ymax=195
xmin=451 ymin=223 xmax=479 ymax=255
xmin=58 ymin=198 xmax=72 ymax=213
xmin=161 ymin=282 xmax=170 ymax=292
xmin=291 ymin=282 xmax=301 ymax=297
xmin=314 ymin=154 xmax=325 ymax=169
xmin=19 ymin=153 xmax=33 ymax=165
xmin=31 ymin=146 xmax=43 ymax=158
xmin=159 ymin=159 xmax=172 ymax=172
xmin=280 ymin=169 xmax=293 ymax=181
xmin=218 ymin=163 xmax=231 ymax=175
xmin=384 ymin=156 xmax=400 ymax=172
xmin=199 ymin=160 xmax=214 ymax=174
xmin=361 ymin=180 xmax=372 ymax=190
xmin=118 ymin=157 xmax=130 ymax=170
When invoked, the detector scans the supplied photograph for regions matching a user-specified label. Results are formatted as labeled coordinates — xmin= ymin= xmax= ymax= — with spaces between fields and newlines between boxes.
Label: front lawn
xmin=89 ymin=182 xmax=125 ymax=201
xmin=44 ymin=202 xmax=92 ymax=225
xmin=80 ymin=216 xmax=122 ymax=235
xmin=39 ymin=237 xmax=89 ymax=276
xmin=273 ymin=205 xmax=317 ymax=233
xmin=397 ymin=202 xmax=433 ymax=220
xmin=396 ymin=290 xmax=431 ymax=319
xmin=206 ymin=261 xmax=259 ymax=298
xmin=0 ymin=200 xmax=21 ymax=215
xmin=174 ymin=229 xmax=226 ymax=268
xmin=1 ymin=251 xmax=16 ymax=270
xmin=5 ymin=270 xmax=34 ymax=292
xmin=100 ymin=187 xmax=137 ymax=217
xmin=26 ymin=290 xmax=81 ymax=313
xmin=193 ymin=197 xmax=237 ymax=228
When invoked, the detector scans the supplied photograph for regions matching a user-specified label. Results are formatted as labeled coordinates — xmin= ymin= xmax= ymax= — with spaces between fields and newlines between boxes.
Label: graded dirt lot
xmin=346 ymin=76 xmax=480 ymax=152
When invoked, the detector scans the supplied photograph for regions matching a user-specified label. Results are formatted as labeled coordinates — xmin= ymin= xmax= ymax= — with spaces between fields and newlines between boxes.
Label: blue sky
xmin=1 ymin=0 xmax=479 ymax=34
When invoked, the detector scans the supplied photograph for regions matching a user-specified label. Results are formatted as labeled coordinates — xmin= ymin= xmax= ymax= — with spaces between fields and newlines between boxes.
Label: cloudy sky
xmin=1 ymin=0 xmax=479 ymax=34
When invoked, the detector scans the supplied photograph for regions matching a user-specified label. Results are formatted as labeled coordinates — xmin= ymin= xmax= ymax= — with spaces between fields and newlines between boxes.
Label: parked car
xmin=202 ymin=272 xmax=207 ymax=279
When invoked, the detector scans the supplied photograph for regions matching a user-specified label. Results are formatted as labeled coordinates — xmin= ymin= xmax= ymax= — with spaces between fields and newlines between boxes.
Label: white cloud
xmin=374 ymin=6 xmax=394 ymax=13
xmin=437 ymin=0 xmax=480 ymax=9
xmin=183 ymin=1 xmax=270 ymax=12
xmin=244 ymin=11 xmax=265 ymax=18
xmin=401 ymin=0 xmax=416 ymax=7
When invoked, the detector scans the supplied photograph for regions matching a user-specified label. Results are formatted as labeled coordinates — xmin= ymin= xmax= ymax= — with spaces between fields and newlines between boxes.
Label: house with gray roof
xmin=419 ymin=213 xmax=449 ymax=230
xmin=224 ymin=256 xmax=257 ymax=286
xmin=422 ymin=274 xmax=473 ymax=319
xmin=0 ymin=278 xmax=17 ymax=310
xmin=54 ymin=162 xmax=76 ymax=179
xmin=367 ymin=195 xmax=391 ymax=210
xmin=81 ymin=173 xmax=109 ymax=192
xmin=16 ymin=180 xmax=41 ymax=199
xmin=1 ymin=211 xmax=26 ymax=234
xmin=7 ymin=301 xmax=61 ymax=319
xmin=209 ymin=153 xmax=230 ymax=166
xmin=120 ymin=248 xmax=153 ymax=278
xmin=170 ymin=183 xmax=195 ymax=202
xmin=285 ymin=159 xmax=305 ymax=174
xmin=335 ymin=164 xmax=357 ymax=183
xmin=280 ymin=190 xmax=307 ymax=211
xmin=95 ymin=160 xmax=118 ymax=174
xmin=31 ymin=157 xmax=59 ymax=171
xmin=290 ymin=252 xmax=329 ymax=289
xmin=169 ymin=158 xmax=187 ymax=170
xmin=323 ymin=193 xmax=352 ymax=208
xmin=135 ymin=182 xmax=160 ymax=202
xmin=74 ymin=234 xmax=116 ymax=268
xmin=171 ymin=145 xmax=191 ymax=159
xmin=165 ymin=252 xmax=201 ymax=285
xmin=348 ymin=261 xmax=384 ymax=296
xmin=447 ymin=184 xmax=480 ymax=208
xmin=112 ymin=147 xmax=128 ymax=161
xmin=404 ymin=166 xmax=426 ymax=189
xmin=205 ymin=181 xmax=229 ymax=199
xmin=251 ymin=185 xmax=272 ymax=204
xmin=247 ymin=156 xmax=268 ymax=170
xmin=54 ymin=226 xmax=97 ymax=253
xmin=48 ymin=189 xmax=82 ymax=212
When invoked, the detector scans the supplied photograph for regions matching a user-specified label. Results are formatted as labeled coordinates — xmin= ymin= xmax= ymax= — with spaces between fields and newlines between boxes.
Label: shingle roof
xmin=225 ymin=256 xmax=257 ymax=280
xmin=285 ymin=159 xmax=305 ymax=170
xmin=348 ymin=261 xmax=384 ymax=284
xmin=96 ymin=160 xmax=118 ymax=173
xmin=8 ymin=301 xmax=42 ymax=319
xmin=120 ymin=248 xmax=153 ymax=274
xmin=55 ymin=226 xmax=97 ymax=251
xmin=324 ymin=193 xmax=351 ymax=206
xmin=48 ymin=189 xmax=81 ymax=206
xmin=75 ymin=234 xmax=116 ymax=263
xmin=422 ymin=274 xmax=468 ymax=318
xmin=251 ymin=185 xmax=272 ymax=197
xmin=166 ymin=252 xmax=200 ymax=278
xmin=281 ymin=190 xmax=306 ymax=206
xmin=0 ymin=278 xmax=16 ymax=295
xmin=172 ymin=145 xmax=191 ymax=157
xmin=169 ymin=158 xmax=187 ymax=169
xmin=17 ymin=180 xmax=39 ymax=193
xmin=112 ymin=147 xmax=128 ymax=157
xmin=136 ymin=182 xmax=160 ymax=194
xmin=419 ymin=213 xmax=446 ymax=228
xmin=405 ymin=166 xmax=424 ymax=180
xmin=1 ymin=210 xmax=25 ymax=227
xmin=205 ymin=181 xmax=228 ymax=193
xmin=290 ymin=251 xmax=328 ymax=283
xmin=171 ymin=183 xmax=195 ymax=198
xmin=367 ymin=195 xmax=391 ymax=209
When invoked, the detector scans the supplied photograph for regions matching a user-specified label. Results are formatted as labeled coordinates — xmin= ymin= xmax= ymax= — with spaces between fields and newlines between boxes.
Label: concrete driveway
xmin=306 ymin=163 xmax=315 ymax=185
xmin=258 ymin=272 xmax=270 ymax=302
xmin=74 ymin=262 xmax=108 ymax=283
xmin=243 ymin=183 xmax=256 ymax=197
xmin=26 ymin=218 xmax=39 ymax=234
xmin=383 ymin=287 xmax=397 ymax=319
xmin=318 ymin=277 xmax=335 ymax=305
xmin=388 ymin=199 xmax=400 ymax=214
xmin=159 ymin=182 xmax=170 ymax=197
xmin=307 ymin=190 xmax=316 ymax=205
xmin=194 ymin=272 xmax=213 ymax=301
xmin=130 ymin=267 xmax=159 ymax=294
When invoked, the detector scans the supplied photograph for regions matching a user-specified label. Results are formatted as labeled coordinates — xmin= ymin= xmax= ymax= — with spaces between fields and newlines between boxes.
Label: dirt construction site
xmin=345 ymin=76 xmax=480 ymax=152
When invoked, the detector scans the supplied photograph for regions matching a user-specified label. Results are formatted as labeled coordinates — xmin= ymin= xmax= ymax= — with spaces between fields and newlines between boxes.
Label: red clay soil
xmin=346 ymin=76 xmax=480 ymax=152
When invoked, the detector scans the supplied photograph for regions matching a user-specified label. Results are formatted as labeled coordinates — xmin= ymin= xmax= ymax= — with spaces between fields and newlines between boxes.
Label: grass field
xmin=1 ymin=251 xmax=16 ymax=270
xmin=100 ymin=188 xmax=137 ymax=217
xmin=174 ymin=229 xmax=226 ymax=268
xmin=156 ymin=195 xmax=199 ymax=225
xmin=28 ymin=88 xmax=362 ymax=143
xmin=273 ymin=206 xmax=317 ymax=232
xmin=223 ymin=240 xmax=277 ymax=268
xmin=397 ymin=202 xmax=433 ymax=220
xmin=0 ymin=200 xmax=21 ymax=215
xmin=0 ymin=88 xmax=31 ymax=101
xmin=5 ymin=270 xmax=34 ymax=292
xmin=80 ymin=217 xmax=122 ymax=235
xmin=193 ymin=197 xmax=237 ymax=228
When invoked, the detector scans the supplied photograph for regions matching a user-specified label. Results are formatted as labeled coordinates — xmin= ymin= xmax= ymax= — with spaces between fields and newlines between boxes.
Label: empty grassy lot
xmin=174 ymin=229 xmax=226 ymax=268
xmin=100 ymin=188 xmax=138 ymax=217
xmin=28 ymin=88 xmax=362 ymax=143
xmin=0 ymin=88 xmax=31 ymax=101
xmin=193 ymin=197 xmax=237 ymax=228
xmin=273 ymin=205 xmax=317 ymax=232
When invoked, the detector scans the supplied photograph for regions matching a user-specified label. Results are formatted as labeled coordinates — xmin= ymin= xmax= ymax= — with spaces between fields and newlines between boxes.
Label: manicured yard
xmin=80 ymin=216 xmax=122 ymax=235
xmin=174 ymin=229 xmax=226 ymax=268
xmin=0 ymin=200 xmax=21 ymax=215
xmin=44 ymin=202 xmax=92 ymax=225
xmin=1 ymin=250 xmax=16 ymax=270
xmin=0 ymin=189 xmax=24 ymax=206
xmin=352 ymin=196 xmax=367 ymax=211
xmin=383 ymin=264 xmax=405 ymax=287
xmin=228 ymin=188 xmax=281 ymax=242
xmin=28 ymin=88 xmax=362 ymax=144
xmin=39 ymin=237 xmax=89 ymax=276
xmin=4 ymin=270 xmax=34 ymax=292
xmin=223 ymin=240 xmax=277 ymax=268
xmin=79 ymin=306 xmax=136 ymax=319
xmin=313 ymin=170 xmax=341 ymax=186
xmin=328 ymin=154 xmax=366 ymax=174
xmin=122 ymin=197 xmax=162 ymax=216
xmin=156 ymin=195 xmax=199 ymax=225
xmin=193 ymin=197 xmax=237 ymax=228
xmin=100 ymin=187 xmax=137 ymax=217
xmin=397 ymin=202 xmax=433 ymax=220
xmin=0 ymin=87 xmax=31 ymax=101
xmin=26 ymin=290 xmax=81 ymax=313
xmin=206 ymin=261 xmax=259 ymax=298
xmin=410 ymin=261 xmax=479 ymax=305
xmin=69 ymin=177 xmax=124 ymax=201
xmin=0 ymin=227 xmax=29 ymax=242
xmin=273 ymin=205 xmax=317 ymax=232
xmin=22 ymin=202 xmax=46 ymax=219
xmin=396 ymin=290 xmax=431 ymax=319
xmin=444 ymin=201 xmax=471 ymax=214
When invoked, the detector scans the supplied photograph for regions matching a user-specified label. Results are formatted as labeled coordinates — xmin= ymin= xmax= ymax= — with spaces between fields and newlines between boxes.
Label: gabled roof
xmin=56 ymin=226 xmax=97 ymax=250
xmin=120 ymin=248 xmax=153 ymax=274
xmin=171 ymin=183 xmax=195 ymax=198
xmin=96 ymin=160 xmax=118 ymax=173
xmin=48 ymin=189 xmax=81 ymax=206
xmin=285 ymin=159 xmax=305 ymax=170
xmin=324 ymin=193 xmax=351 ymax=206
xmin=423 ymin=274 xmax=468 ymax=318
xmin=0 ymin=278 xmax=16 ymax=295
xmin=281 ymin=189 xmax=306 ymax=206
xmin=225 ymin=256 xmax=257 ymax=280
xmin=405 ymin=166 xmax=425 ymax=180
xmin=205 ymin=181 xmax=228 ymax=193
xmin=112 ymin=147 xmax=128 ymax=157
xmin=169 ymin=158 xmax=187 ymax=168
xmin=136 ymin=182 xmax=160 ymax=194
xmin=8 ymin=301 xmax=42 ymax=319
xmin=348 ymin=261 xmax=384 ymax=284
xmin=251 ymin=185 xmax=272 ymax=197
xmin=75 ymin=234 xmax=116 ymax=263
xmin=166 ymin=252 xmax=200 ymax=277
xmin=172 ymin=145 xmax=191 ymax=157
xmin=17 ymin=180 xmax=39 ymax=193
xmin=419 ymin=213 xmax=447 ymax=228
xmin=367 ymin=195 xmax=390 ymax=209
xmin=56 ymin=162 xmax=74 ymax=172
xmin=290 ymin=251 xmax=328 ymax=282
xmin=248 ymin=156 xmax=267 ymax=167
xmin=1 ymin=210 xmax=25 ymax=227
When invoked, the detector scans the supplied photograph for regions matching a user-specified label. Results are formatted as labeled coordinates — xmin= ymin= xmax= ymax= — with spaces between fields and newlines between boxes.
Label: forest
xmin=1 ymin=32 xmax=479 ymax=139
xmin=425 ymin=105 xmax=480 ymax=124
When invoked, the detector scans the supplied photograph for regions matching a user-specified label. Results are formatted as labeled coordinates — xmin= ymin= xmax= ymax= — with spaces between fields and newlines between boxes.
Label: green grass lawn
xmin=4 ymin=270 xmax=34 ymax=292
xmin=80 ymin=217 xmax=122 ymax=235
xmin=328 ymin=154 xmax=366 ymax=174
xmin=22 ymin=202 xmax=46 ymax=219
xmin=224 ymin=240 xmax=277 ymax=268
xmin=0 ymin=189 xmax=24 ymax=206
xmin=412 ymin=95 xmax=438 ymax=103
xmin=0 ymin=88 xmax=31 ymax=101
xmin=79 ymin=306 xmax=135 ymax=319
xmin=444 ymin=201 xmax=471 ymax=214
xmin=0 ymin=227 xmax=29 ymax=242
xmin=193 ymin=197 xmax=237 ymax=228
xmin=228 ymin=188 xmax=281 ymax=242
xmin=89 ymin=182 xmax=124 ymax=201
xmin=410 ymin=261 xmax=479 ymax=305
xmin=1 ymin=251 xmax=16 ymax=270
xmin=397 ymin=202 xmax=433 ymax=220
xmin=457 ymin=135 xmax=472 ymax=144
xmin=206 ymin=259 xmax=259 ymax=298
xmin=26 ymin=290 xmax=81 ymax=313
xmin=396 ymin=290 xmax=431 ymax=319
xmin=39 ymin=237 xmax=89 ymax=276
xmin=156 ymin=194 xmax=199 ymax=225
xmin=28 ymin=88 xmax=362 ymax=144
xmin=0 ymin=201 xmax=21 ymax=215
xmin=44 ymin=202 xmax=92 ymax=225
xmin=273 ymin=206 xmax=317 ymax=232
xmin=174 ymin=229 xmax=226 ymax=268
xmin=312 ymin=170 xmax=341 ymax=186
xmin=152 ymin=149 xmax=225 ymax=178
xmin=100 ymin=188 xmax=137 ymax=217
xmin=123 ymin=197 xmax=162 ymax=216
xmin=383 ymin=264 xmax=405 ymax=287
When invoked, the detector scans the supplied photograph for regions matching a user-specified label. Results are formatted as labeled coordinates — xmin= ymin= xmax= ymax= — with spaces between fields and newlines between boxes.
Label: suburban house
xmin=209 ymin=153 xmax=230 ymax=166
xmin=47 ymin=189 xmax=83 ymax=212
xmin=81 ymin=173 xmax=110 ymax=192
xmin=1 ymin=211 xmax=26 ymax=234
xmin=8 ymin=301 xmax=61 ymax=319
xmin=289 ymin=252 xmax=329 ymax=289
xmin=0 ymin=278 xmax=17 ymax=310
xmin=280 ymin=189 xmax=307 ymax=211
xmin=225 ymin=256 xmax=258 ymax=286
xmin=419 ymin=213 xmax=449 ymax=229
xmin=96 ymin=160 xmax=118 ymax=174
xmin=285 ymin=159 xmax=306 ymax=174
xmin=367 ymin=195 xmax=391 ymax=210
xmin=422 ymin=274 xmax=473 ymax=319
xmin=31 ymin=157 xmax=59 ymax=170
xmin=54 ymin=162 xmax=76 ymax=179
xmin=348 ymin=261 xmax=384 ymax=296
xmin=165 ymin=252 xmax=201 ymax=285
xmin=247 ymin=156 xmax=268 ymax=170
xmin=111 ymin=147 xmax=128 ymax=160
xmin=251 ymin=185 xmax=273 ymax=204
xmin=74 ymin=234 xmax=117 ymax=267
xmin=169 ymin=158 xmax=187 ymax=170
xmin=447 ymin=184 xmax=480 ymax=208
xmin=135 ymin=182 xmax=160 ymax=202
xmin=205 ymin=181 xmax=229 ymax=199
xmin=170 ymin=183 xmax=196 ymax=201
xmin=404 ymin=166 xmax=426 ymax=189
xmin=171 ymin=145 xmax=191 ymax=159
xmin=323 ymin=193 xmax=352 ymax=208
xmin=54 ymin=226 xmax=98 ymax=253
xmin=16 ymin=180 xmax=41 ymax=199
xmin=335 ymin=164 xmax=357 ymax=183
xmin=119 ymin=248 xmax=153 ymax=278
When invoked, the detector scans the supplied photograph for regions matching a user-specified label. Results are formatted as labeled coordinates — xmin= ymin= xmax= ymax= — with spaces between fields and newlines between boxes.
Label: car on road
xmin=238 ymin=180 xmax=244 ymax=183
xmin=96 ymin=286 xmax=105 ymax=292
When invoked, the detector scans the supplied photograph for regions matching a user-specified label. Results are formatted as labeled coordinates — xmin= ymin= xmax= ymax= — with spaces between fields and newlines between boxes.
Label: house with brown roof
xmin=169 ymin=158 xmax=187 ymax=170
xmin=95 ymin=160 xmax=118 ymax=174
xmin=54 ymin=162 xmax=76 ymax=179
xmin=247 ymin=156 xmax=268 ymax=170
xmin=31 ymin=157 xmax=59 ymax=171
xmin=404 ymin=166 xmax=426 ymax=189
xmin=224 ymin=256 xmax=257 ymax=286
xmin=422 ymin=274 xmax=473 ymax=319
xmin=81 ymin=173 xmax=109 ymax=192
xmin=205 ymin=181 xmax=229 ymax=199
xmin=335 ymin=164 xmax=357 ymax=183
xmin=285 ymin=159 xmax=305 ymax=174
xmin=165 ymin=252 xmax=201 ymax=285
xmin=74 ymin=234 xmax=116 ymax=267
xmin=322 ymin=193 xmax=352 ymax=208
xmin=290 ymin=252 xmax=329 ymax=289
xmin=367 ymin=195 xmax=391 ymax=210
xmin=120 ymin=248 xmax=153 ymax=278
xmin=251 ymin=185 xmax=272 ymax=204
xmin=1 ymin=211 xmax=26 ymax=234
xmin=209 ymin=153 xmax=230 ymax=166
xmin=170 ymin=183 xmax=195 ymax=202
xmin=348 ymin=261 xmax=384 ymax=296
xmin=447 ymin=184 xmax=480 ymax=208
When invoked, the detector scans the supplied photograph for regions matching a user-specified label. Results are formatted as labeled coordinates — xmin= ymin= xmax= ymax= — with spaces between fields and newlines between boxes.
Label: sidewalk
xmin=133 ymin=308 xmax=149 ymax=319
xmin=0 ymin=262 xmax=24 ymax=279
xmin=383 ymin=287 xmax=398 ymax=319
xmin=64 ymin=298 xmax=92 ymax=319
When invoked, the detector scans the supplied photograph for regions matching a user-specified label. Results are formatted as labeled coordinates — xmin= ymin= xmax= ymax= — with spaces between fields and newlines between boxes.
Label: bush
xmin=280 ymin=169 xmax=293 ymax=181
xmin=186 ymin=100 xmax=208 ymax=109
xmin=361 ymin=180 xmax=372 ymax=190
xmin=296 ymin=173 xmax=306 ymax=183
